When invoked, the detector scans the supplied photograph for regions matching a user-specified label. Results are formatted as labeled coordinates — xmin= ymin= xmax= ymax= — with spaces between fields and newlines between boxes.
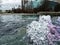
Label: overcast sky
xmin=0 ymin=0 xmax=21 ymax=10
xmin=2 ymin=0 xmax=21 ymax=4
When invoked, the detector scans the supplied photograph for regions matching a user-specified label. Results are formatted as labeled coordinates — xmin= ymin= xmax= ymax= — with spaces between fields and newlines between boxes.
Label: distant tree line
xmin=0 ymin=0 xmax=60 ymax=13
